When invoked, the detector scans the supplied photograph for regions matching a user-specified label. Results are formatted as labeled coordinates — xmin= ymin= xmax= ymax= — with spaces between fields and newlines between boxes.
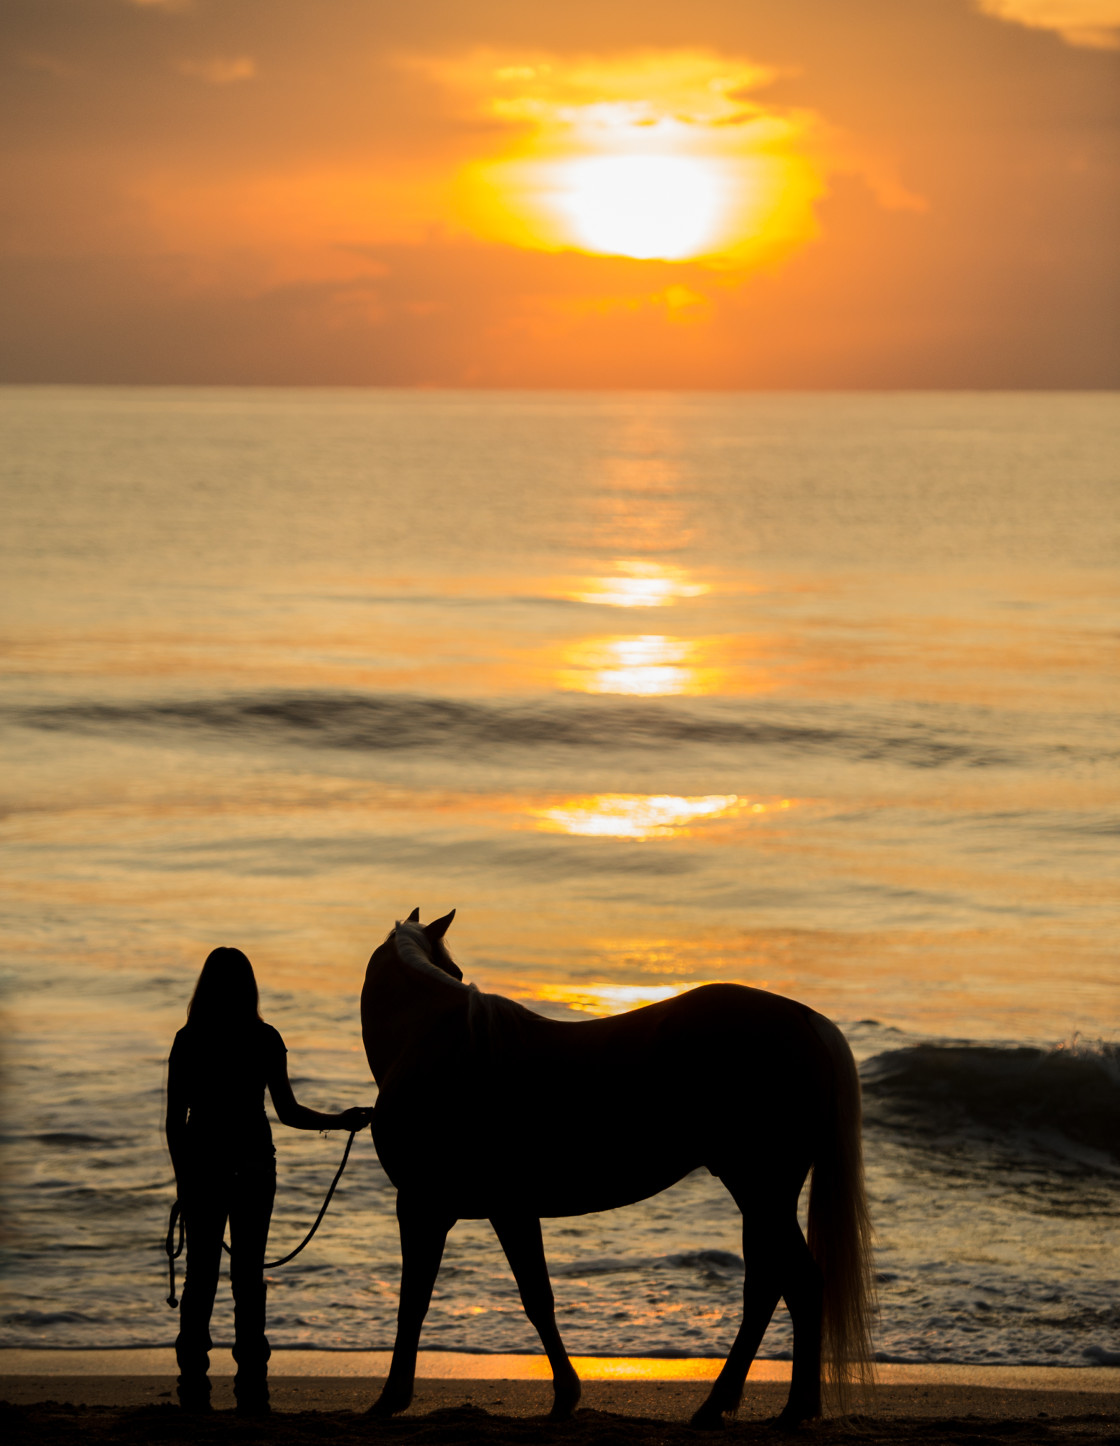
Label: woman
xmin=165 ymin=946 xmax=372 ymax=1413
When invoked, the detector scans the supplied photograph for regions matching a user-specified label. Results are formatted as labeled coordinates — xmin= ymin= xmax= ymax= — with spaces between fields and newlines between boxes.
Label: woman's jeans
xmin=175 ymin=1158 xmax=276 ymax=1406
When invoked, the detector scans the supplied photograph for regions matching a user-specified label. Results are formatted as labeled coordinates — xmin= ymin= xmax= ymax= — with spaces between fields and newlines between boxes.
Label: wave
xmin=861 ymin=1039 xmax=1120 ymax=1172
xmin=14 ymin=690 xmax=1013 ymax=770
xmin=2 ymin=1310 xmax=107 ymax=1327
xmin=550 ymin=1249 xmax=743 ymax=1280
xmin=30 ymin=1132 xmax=120 ymax=1148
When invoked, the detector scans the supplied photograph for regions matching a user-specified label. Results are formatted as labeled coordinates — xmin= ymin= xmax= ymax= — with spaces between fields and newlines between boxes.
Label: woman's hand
xmin=337 ymin=1106 xmax=375 ymax=1132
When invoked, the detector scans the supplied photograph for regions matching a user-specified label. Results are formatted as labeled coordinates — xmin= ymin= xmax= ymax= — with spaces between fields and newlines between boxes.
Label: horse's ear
xmin=425 ymin=908 xmax=456 ymax=941
xmin=406 ymin=907 xmax=420 ymax=923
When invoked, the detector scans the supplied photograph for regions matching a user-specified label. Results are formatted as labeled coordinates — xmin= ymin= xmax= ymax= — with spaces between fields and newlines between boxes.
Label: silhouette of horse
xmin=362 ymin=910 xmax=874 ymax=1427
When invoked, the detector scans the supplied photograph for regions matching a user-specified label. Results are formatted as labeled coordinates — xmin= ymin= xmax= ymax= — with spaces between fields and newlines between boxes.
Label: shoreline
xmin=3 ymin=1348 xmax=1119 ymax=1393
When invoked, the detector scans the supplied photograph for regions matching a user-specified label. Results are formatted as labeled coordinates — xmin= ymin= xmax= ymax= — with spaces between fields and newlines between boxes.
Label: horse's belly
xmin=535 ymin=1158 xmax=700 ymax=1219
xmin=451 ymin=1121 xmax=703 ymax=1218
xmin=448 ymin=1165 xmax=699 ymax=1221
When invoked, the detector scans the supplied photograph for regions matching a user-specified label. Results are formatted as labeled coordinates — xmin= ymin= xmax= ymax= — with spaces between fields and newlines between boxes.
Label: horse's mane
xmin=392 ymin=920 xmax=467 ymax=986
xmin=391 ymin=920 xmax=538 ymax=1073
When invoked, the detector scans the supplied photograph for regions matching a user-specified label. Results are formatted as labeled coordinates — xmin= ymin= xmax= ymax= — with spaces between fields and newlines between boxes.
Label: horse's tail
xmin=806 ymin=1014 xmax=876 ymax=1413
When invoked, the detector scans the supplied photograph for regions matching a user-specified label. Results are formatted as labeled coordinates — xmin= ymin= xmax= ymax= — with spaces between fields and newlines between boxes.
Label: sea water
xmin=0 ymin=387 xmax=1117 ymax=1367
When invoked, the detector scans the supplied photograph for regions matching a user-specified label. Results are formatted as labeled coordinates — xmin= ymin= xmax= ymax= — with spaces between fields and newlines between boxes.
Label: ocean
xmin=0 ymin=386 xmax=1117 ymax=1368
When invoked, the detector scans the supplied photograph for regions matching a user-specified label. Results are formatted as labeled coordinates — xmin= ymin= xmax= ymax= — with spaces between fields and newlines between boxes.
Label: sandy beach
xmin=4 ymin=1364 xmax=1118 ymax=1445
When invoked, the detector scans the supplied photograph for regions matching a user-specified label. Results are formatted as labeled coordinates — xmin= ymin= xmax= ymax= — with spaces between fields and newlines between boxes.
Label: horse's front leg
xmin=491 ymin=1214 xmax=581 ymax=1420
xmin=370 ymin=1195 xmax=455 ymax=1417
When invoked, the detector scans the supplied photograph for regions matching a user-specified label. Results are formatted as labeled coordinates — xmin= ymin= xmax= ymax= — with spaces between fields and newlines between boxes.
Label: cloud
xmin=177 ymin=56 xmax=257 ymax=85
xmin=978 ymin=0 xmax=1120 ymax=48
xmin=16 ymin=51 xmax=82 ymax=79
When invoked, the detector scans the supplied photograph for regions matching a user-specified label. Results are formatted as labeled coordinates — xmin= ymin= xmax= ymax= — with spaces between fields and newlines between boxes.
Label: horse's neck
xmin=363 ymin=950 xmax=463 ymax=1084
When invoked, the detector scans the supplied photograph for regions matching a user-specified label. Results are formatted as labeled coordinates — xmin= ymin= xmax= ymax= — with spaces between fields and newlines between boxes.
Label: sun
xmin=429 ymin=52 xmax=823 ymax=268
xmin=553 ymin=155 xmax=728 ymax=261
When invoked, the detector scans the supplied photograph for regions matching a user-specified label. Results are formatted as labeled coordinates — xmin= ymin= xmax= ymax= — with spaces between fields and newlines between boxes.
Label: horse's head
xmin=361 ymin=908 xmax=465 ymax=1081
xmin=393 ymin=907 xmax=464 ymax=982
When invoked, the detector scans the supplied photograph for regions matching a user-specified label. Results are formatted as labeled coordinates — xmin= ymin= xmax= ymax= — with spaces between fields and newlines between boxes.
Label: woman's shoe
xmin=176 ymin=1376 xmax=212 ymax=1412
xmin=235 ymin=1394 xmax=271 ymax=1416
xmin=234 ymin=1375 xmax=270 ymax=1415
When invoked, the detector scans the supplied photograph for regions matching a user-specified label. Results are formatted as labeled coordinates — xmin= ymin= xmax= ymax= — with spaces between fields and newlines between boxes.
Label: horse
xmin=361 ymin=909 xmax=875 ymax=1428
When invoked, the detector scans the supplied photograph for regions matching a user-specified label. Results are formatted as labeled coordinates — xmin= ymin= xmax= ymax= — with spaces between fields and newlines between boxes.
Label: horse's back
xmin=528 ymin=981 xmax=824 ymax=1087
xmin=423 ymin=982 xmax=831 ymax=1215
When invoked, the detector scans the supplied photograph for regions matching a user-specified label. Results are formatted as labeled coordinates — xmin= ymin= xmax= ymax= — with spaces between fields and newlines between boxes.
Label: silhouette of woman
xmin=165 ymin=946 xmax=371 ymax=1413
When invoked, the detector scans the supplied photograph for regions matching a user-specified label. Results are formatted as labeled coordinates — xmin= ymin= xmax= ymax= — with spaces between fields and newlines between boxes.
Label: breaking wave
xmin=861 ymin=1039 xmax=1120 ymax=1171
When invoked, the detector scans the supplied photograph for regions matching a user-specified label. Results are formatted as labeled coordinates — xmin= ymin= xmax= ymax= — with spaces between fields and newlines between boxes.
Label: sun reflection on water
xmin=532 ymin=793 xmax=793 ymax=839
xmin=528 ymin=981 xmax=700 ymax=1016
xmin=534 ymin=793 xmax=739 ymax=838
xmin=570 ymin=560 xmax=709 ymax=608
xmin=559 ymin=634 xmax=720 ymax=695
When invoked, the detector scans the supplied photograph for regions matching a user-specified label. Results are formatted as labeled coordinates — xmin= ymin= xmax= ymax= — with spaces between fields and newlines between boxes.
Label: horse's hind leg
xmin=692 ymin=1190 xmax=821 ymax=1430
xmin=370 ymin=1196 xmax=456 ymax=1417
xmin=691 ymin=1207 xmax=784 ymax=1429
xmin=491 ymin=1215 xmax=581 ymax=1419
xmin=777 ymin=1222 xmax=823 ymax=1428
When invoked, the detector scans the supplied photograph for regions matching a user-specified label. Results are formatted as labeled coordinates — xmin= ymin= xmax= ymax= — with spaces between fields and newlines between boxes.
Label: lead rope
xmin=165 ymin=1126 xmax=364 ymax=1309
xmin=166 ymin=1199 xmax=185 ymax=1307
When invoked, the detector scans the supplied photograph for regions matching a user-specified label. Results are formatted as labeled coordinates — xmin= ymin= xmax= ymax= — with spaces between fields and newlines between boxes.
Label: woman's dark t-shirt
xmin=170 ymin=1020 xmax=286 ymax=1167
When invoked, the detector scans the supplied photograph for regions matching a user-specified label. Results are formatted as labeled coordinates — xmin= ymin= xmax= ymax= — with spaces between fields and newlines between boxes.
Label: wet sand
xmin=3 ymin=1376 xmax=1118 ymax=1445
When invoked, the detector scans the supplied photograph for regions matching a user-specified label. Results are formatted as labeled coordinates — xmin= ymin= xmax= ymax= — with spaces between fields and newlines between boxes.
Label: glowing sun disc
xmin=555 ymin=155 xmax=726 ymax=260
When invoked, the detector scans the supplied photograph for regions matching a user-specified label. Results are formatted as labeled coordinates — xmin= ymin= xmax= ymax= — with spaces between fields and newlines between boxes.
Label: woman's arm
xmin=267 ymin=1051 xmax=372 ymax=1132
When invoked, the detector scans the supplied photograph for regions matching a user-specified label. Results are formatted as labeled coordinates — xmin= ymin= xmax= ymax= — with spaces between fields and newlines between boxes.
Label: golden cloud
xmin=979 ymin=0 xmax=1120 ymax=48
xmin=177 ymin=56 xmax=258 ymax=85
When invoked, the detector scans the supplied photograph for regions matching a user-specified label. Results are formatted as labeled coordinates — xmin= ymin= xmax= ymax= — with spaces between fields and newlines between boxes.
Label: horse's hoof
xmin=549 ymin=1379 xmax=581 ymax=1421
xmin=774 ymin=1407 xmax=818 ymax=1433
xmin=689 ymin=1405 xmax=726 ymax=1430
xmin=368 ymin=1389 xmax=411 ymax=1418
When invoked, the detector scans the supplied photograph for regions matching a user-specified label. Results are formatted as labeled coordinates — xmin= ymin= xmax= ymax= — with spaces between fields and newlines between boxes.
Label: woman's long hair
xmin=186 ymin=947 xmax=262 ymax=1033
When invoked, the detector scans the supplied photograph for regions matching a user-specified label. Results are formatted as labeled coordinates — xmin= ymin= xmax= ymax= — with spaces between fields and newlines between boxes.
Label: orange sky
xmin=2 ymin=0 xmax=1118 ymax=386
